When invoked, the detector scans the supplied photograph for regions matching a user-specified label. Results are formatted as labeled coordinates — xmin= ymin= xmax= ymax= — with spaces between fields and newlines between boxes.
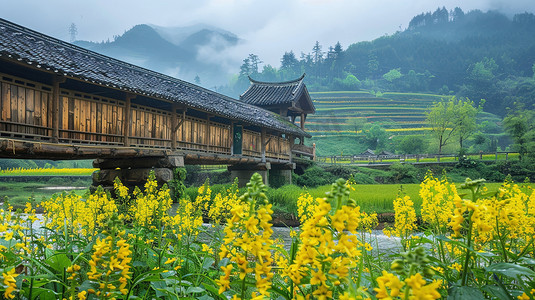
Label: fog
xmin=1 ymin=0 xmax=533 ymax=72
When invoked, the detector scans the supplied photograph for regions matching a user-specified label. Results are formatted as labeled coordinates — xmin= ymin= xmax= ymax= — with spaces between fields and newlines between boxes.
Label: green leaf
xmin=218 ymin=258 xmax=230 ymax=267
xmin=269 ymin=284 xmax=292 ymax=300
xmin=45 ymin=253 xmax=72 ymax=273
xmin=202 ymin=282 xmax=225 ymax=300
xmin=486 ymin=263 xmax=535 ymax=278
xmin=151 ymin=281 xmax=168 ymax=298
xmin=474 ymin=250 xmax=496 ymax=259
xmin=448 ymin=286 xmax=485 ymax=300
xmin=131 ymin=270 xmax=163 ymax=287
xmin=202 ymin=258 xmax=215 ymax=270
xmin=482 ymin=285 xmax=513 ymax=300
xmin=133 ymin=260 xmax=148 ymax=268
xmin=518 ymin=257 xmax=535 ymax=266
xmin=161 ymin=270 xmax=177 ymax=278
xmin=186 ymin=286 xmax=205 ymax=293
xmin=27 ymin=288 xmax=58 ymax=300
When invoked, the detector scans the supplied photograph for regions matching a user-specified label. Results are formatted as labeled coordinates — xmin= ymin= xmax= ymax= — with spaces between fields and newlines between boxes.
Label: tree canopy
xmin=426 ymin=97 xmax=478 ymax=155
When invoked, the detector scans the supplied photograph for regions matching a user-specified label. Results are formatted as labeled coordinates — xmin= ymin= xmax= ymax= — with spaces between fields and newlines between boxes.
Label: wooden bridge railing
xmin=0 ymin=73 xmax=293 ymax=161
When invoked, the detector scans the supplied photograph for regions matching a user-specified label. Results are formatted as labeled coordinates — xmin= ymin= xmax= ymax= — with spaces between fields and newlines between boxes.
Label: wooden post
xmin=170 ymin=104 xmax=177 ymax=149
xmin=124 ymin=94 xmax=134 ymax=147
xmin=261 ymin=128 xmax=266 ymax=163
xmin=289 ymin=135 xmax=294 ymax=164
xmin=230 ymin=121 xmax=235 ymax=156
xmin=51 ymin=75 xmax=65 ymax=143
xmin=300 ymin=113 xmax=305 ymax=131
xmin=206 ymin=115 xmax=213 ymax=152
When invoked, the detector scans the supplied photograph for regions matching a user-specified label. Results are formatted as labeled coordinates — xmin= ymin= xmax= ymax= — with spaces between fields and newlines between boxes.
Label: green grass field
xmin=298 ymin=181 xmax=533 ymax=215
xmin=4 ymin=176 xmax=534 ymax=220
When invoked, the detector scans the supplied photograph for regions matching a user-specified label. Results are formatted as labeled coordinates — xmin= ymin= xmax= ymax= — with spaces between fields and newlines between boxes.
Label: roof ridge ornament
xmin=248 ymin=73 xmax=305 ymax=85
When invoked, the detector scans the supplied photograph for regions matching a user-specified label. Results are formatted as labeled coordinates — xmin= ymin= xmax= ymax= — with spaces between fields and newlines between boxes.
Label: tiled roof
xmin=0 ymin=18 xmax=310 ymax=138
xmin=240 ymin=74 xmax=307 ymax=106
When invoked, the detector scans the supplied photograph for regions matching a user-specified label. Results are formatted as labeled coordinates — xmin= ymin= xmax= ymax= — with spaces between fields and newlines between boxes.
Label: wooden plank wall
xmin=0 ymin=72 xmax=291 ymax=161
xmin=176 ymin=117 xmax=230 ymax=154
xmin=208 ymin=122 xmax=231 ymax=154
xmin=130 ymin=104 xmax=170 ymax=148
xmin=266 ymin=134 xmax=290 ymax=160
xmin=0 ymin=75 xmax=52 ymax=139
xmin=243 ymin=130 xmax=261 ymax=157
xmin=58 ymin=91 xmax=124 ymax=144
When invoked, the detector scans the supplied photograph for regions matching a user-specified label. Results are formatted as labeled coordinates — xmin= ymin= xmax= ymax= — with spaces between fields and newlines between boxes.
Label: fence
xmin=316 ymin=152 xmax=518 ymax=165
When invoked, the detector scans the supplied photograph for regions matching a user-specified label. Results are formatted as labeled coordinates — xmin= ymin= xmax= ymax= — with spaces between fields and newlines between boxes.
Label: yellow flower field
xmin=0 ymin=167 xmax=96 ymax=176
xmin=0 ymin=172 xmax=533 ymax=299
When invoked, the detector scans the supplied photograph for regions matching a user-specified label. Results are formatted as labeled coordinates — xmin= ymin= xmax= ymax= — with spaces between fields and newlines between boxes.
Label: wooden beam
xmin=0 ymin=138 xmax=173 ymax=159
xmin=261 ymin=128 xmax=266 ymax=163
xmin=124 ymin=94 xmax=134 ymax=147
xmin=206 ymin=114 xmax=213 ymax=151
xmin=51 ymin=75 xmax=65 ymax=142
xmin=300 ymin=113 xmax=306 ymax=131
xmin=289 ymin=135 xmax=295 ymax=164
xmin=230 ymin=121 xmax=235 ymax=156
xmin=174 ymin=109 xmax=185 ymax=132
xmin=170 ymin=103 xmax=178 ymax=149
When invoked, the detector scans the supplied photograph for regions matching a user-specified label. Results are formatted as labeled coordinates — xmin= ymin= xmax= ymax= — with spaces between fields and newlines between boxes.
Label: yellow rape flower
xmin=2 ymin=268 xmax=18 ymax=299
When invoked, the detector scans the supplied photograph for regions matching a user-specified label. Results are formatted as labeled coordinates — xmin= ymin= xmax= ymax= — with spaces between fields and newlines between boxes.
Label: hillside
xmin=305 ymin=91 xmax=507 ymax=156
xmin=231 ymin=8 xmax=535 ymax=116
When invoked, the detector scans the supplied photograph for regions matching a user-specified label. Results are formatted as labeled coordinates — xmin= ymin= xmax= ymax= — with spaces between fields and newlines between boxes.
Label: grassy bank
xmin=185 ymin=181 xmax=529 ymax=217
xmin=0 ymin=180 xmax=90 ymax=207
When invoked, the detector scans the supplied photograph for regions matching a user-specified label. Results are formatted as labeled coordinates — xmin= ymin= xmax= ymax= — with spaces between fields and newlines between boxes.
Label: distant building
xmin=240 ymin=74 xmax=315 ymax=132
xmin=360 ymin=149 xmax=376 ymax=156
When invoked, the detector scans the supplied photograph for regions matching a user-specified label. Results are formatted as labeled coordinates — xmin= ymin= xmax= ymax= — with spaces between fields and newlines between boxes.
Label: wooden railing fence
xmin=317 ymin=152 xmax=518 ymax=164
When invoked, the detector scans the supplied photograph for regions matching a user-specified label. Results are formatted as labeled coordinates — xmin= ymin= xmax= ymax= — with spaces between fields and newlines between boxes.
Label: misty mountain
xmin=241 ymin=8 xmax=535 ymax=115
xmin=74 ymin=23 xmax=240 ymax=87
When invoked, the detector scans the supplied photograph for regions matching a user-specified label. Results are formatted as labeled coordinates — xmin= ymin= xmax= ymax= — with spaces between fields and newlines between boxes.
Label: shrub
xmin=398 ymin=135 xmax=428 ymax=154
xmin=294 ymin=166 xmax=336 ymax=187
xmin=389 ymin=162 xmax=421 ymax=183
xmin=351 ymin=172 xmax=376 ymax=184
xmin=324 ymin=165 xmax=356 ymax=179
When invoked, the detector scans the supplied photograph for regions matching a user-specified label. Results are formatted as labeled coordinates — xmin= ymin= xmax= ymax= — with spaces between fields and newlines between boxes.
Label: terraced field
xmin=307 ymin=91 xmax=445 ymax=138
xmin=305 ymin=91 xmax=505 ymax=156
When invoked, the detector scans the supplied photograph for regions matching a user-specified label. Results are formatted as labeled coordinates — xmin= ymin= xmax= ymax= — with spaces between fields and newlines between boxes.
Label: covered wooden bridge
xmin=0 ymin=18 xmax=314 ymax=187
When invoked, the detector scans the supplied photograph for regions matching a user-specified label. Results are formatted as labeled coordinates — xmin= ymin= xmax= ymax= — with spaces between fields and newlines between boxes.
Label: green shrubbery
xmin=293 ymin=166 xmax=336 ymax=187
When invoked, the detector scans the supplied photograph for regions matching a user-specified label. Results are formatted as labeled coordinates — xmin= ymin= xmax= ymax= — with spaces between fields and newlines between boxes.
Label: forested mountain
xmin=74 ymin=24 xmax=239 ymax=88
xmin=229 ymin=8 xmax=535 ymax=116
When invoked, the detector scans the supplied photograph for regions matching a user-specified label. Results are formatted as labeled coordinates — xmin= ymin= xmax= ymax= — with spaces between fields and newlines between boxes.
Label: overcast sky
xmin=1 ymin=0 xmax=533 ymax=70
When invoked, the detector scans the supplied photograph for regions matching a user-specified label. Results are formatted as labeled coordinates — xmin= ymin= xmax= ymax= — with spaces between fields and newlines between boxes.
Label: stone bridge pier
xmin=228 ymin=162 xmax=295 ymax=188
xmin=91 ymin=155 xmax=184 ymax=193
xmin=92 ymin=156 xmax=296 ymax=194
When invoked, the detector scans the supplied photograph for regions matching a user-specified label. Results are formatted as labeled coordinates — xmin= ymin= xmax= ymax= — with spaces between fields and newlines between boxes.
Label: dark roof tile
xmin=240 ymin=74 xmax=306 ymax=106
xmin=0 ymin=18 xmax=310 ymax=138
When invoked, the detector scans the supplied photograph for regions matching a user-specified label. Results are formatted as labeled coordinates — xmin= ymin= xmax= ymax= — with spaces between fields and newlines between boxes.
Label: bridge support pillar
xmin=269 ymin=163 xmax=295 ymax=188
xmin=91 ymin=156 xmax=184 ymax=194
xmin=228 ymin=163 xmax=270 ymax=187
